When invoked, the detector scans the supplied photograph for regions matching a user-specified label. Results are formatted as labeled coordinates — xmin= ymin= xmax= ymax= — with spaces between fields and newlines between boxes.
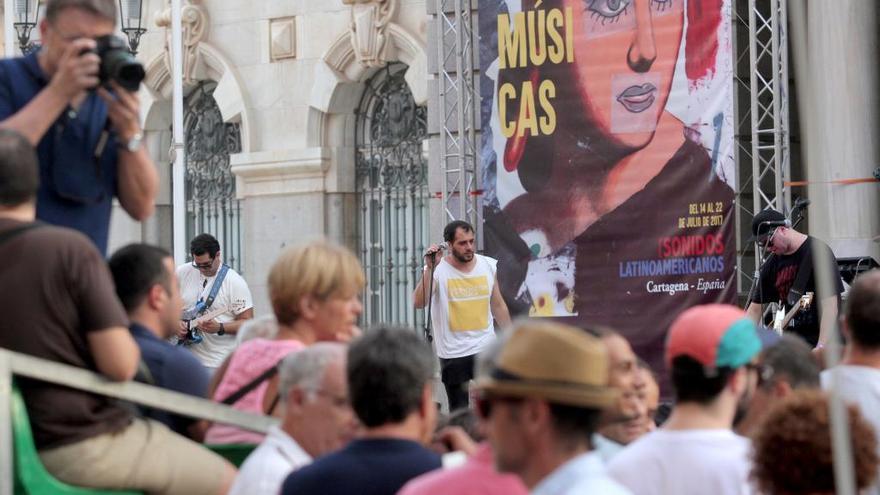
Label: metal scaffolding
xmin=734 ymin=0 xmax=791 ymax=294
xmin=433 ymin=0 xmax=479 ymax=227
xmin=430 ymin=0 xmax=792 ymax=298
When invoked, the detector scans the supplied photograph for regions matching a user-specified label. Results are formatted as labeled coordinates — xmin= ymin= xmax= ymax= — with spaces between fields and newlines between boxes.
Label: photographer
xmin=0 ymin=0 xmax=158 ymax=255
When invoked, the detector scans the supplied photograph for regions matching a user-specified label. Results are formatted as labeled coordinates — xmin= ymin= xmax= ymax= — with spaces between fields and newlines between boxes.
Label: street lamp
xmin=118 ymin=0 xmax=145 ymax=55
xmin=13 ymin=0 xmax=41 ymax=54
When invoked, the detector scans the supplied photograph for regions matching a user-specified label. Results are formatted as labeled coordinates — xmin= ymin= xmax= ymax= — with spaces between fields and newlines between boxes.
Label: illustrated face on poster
xmin=482 ymin=0 xmax=734 ymax=325
xmin=568 ymin=0 xmax=684 ymax=145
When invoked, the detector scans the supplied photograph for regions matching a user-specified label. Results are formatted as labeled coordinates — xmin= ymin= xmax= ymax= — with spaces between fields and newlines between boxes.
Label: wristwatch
xmin=217 ymin=323 xmax=226 ymax=336
xmin=122 ymin=131 xmax=143 ymax=152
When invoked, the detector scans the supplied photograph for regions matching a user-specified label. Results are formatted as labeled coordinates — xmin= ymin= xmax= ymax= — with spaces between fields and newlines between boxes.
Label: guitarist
xmin=745 ymin=208 xmax=843 ymax=349
xmin=178 ymin=233 xmax=254 ymax=372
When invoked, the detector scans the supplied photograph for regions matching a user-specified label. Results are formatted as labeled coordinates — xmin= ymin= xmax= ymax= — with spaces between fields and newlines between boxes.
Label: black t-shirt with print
xmin=752 ymin=236 xmax=844 ymax=346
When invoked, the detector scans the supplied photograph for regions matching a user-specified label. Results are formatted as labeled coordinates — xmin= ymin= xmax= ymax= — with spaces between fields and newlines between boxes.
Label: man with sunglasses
xmin=745 ymin=208 xmax=843 ymax=349
xmin=0 ymin=0 xmax=158 ymax=255
xmin=473 ymin=321 xmax=630 ymax=494
xmin=177 ymin=233 xmax=253 ymax=371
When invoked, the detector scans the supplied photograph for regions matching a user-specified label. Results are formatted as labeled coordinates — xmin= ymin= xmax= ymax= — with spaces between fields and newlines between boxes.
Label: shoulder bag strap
xmin=202 ymin=264 xmax=229 ymax=312
xmin=219 ymin=360 xmax=280 ymax=406
xmin=0 ymin=223 xmax=42 ymax=248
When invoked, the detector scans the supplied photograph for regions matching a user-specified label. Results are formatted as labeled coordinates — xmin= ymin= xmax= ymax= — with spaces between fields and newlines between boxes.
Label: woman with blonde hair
xmin=204 ymin=239 xmax=365 ymax=444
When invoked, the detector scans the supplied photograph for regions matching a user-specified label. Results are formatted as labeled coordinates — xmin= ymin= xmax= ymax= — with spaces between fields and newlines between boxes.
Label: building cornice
xmin=230 ymin=147 xmax=331 ymax=197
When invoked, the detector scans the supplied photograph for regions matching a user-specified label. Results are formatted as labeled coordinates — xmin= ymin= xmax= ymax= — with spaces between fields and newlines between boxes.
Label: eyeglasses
xmin=191 ymin=259 xmax=214 ymax=270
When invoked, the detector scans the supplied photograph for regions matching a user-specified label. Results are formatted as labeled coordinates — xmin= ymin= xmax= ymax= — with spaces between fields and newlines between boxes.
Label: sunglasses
xmin=757 ymin=227 xmax=780 ymax=247
xmin=191 ymin=260 xmax=214 ymax=270
xmin=474 ymin=394 xmax=523 ymax=419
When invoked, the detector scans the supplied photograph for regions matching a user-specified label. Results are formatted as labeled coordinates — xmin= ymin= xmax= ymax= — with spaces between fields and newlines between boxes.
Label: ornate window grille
xmin=183 ymin=81 xmax=243 ymax=272
xmin=356 ymin=63 xmax=429 ymax=328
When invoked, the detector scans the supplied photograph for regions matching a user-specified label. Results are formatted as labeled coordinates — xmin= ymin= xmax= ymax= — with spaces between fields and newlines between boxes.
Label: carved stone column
xmin=155 ymin=0 xmax=209 ymax=86
xmin=343 ymin=0 xmax=398 ymax=68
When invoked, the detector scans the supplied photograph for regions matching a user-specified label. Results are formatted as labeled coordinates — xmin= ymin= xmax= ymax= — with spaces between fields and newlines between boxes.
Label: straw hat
xmin=474 ymin=321 xmax=616 ymax=409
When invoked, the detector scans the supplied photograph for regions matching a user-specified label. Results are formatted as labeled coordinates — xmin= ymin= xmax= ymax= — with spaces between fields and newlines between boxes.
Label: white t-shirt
xmin=228 ymin=425 xmax=311 ymax=495
xmin=177 ymin=263 xmax=253 ymax=368
xmin=607 ymin=429 xmax=754 ymax=495
xmin=822 ymin=365 xmax=880 ymax=495
xmin=533 ymin=451 xmax=632 ymax=495
xmin=430 ymin=254 xmax=498 ymax=359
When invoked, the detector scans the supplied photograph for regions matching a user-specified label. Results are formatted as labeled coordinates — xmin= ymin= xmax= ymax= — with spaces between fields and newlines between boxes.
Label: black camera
xmin=90 ymin=35 xmax=145 ymax=93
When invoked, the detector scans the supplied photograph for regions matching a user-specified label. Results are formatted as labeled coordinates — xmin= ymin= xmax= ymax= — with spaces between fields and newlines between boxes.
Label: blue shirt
xmin=281 ymin=438 xmax=441 ymax=495
xmin=130 ymin=323 xmax=209 ymax=436
xmin=0 ymin=50 xmax=119 ymax=254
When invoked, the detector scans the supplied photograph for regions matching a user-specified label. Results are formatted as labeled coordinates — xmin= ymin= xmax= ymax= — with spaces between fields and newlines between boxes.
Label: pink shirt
xmin=399 ymin=443 xmax=529 ymax=495
xmin=204 ymin=338 xmax=306 ymax=445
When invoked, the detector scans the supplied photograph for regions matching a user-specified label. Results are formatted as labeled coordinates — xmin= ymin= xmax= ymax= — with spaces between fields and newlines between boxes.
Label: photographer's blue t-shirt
xmin=0 ymin=50 xmax=119 ymax=255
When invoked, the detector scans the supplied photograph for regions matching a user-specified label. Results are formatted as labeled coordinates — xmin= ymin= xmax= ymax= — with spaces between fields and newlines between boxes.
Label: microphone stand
xmin=423 ymin=255 xmax=438 ymax=343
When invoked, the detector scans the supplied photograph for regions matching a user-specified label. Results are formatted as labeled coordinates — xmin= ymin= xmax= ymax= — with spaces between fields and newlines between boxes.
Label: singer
xmin=413 ymin=220 xmax=511 ymax=410
xmin=745 ymin=208 xmax=843 ymax=348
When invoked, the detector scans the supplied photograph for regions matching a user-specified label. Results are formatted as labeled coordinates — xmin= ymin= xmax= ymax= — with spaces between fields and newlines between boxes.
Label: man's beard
xmin=453 ymin=251 xmax=473 ymax=263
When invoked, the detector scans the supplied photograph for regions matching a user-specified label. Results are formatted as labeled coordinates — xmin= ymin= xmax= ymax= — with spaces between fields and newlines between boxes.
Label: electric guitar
xmin=188 ymin=306 xmax=231 ymax=328
xmin=771 ymin=292 xmax=814 ymax=335
xmin=179 ymin=297 xmax=249 ymax=344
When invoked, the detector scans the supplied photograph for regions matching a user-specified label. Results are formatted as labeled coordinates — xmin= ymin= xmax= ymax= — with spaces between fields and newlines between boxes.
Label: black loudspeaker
xmin=837 ymin=257 xmax=880 ymax=285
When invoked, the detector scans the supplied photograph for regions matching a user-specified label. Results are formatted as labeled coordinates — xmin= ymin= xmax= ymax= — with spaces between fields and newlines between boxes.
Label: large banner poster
xmin=480 ymin=0 xmax=736 ymax=376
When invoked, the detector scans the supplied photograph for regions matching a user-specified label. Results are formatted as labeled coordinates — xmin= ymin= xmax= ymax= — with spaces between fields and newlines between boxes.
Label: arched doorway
xmin=183 ymin=81 xmax=243 ymax=272
xmin=356 ymin=63 xmax=429 ymax=328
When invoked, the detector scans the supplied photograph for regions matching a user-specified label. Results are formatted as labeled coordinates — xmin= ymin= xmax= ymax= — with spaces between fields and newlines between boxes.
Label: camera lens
xmin=94 ymin=35 xmax=145 ymax=92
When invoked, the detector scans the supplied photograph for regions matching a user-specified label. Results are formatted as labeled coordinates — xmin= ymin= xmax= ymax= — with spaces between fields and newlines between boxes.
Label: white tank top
xmin=430 ymin=254 xmax=498 ymax=359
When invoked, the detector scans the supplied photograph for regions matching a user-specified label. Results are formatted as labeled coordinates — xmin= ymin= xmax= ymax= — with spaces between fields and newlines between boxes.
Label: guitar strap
xmin=787 ymin=240 xmax=814 ymax=307
xmin=200 ymin=264 xmax=229 ymax=314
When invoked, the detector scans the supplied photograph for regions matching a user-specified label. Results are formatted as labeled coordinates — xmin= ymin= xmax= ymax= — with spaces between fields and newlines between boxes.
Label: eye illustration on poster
xmin=481 ymin=0 xmax=736 ymax=381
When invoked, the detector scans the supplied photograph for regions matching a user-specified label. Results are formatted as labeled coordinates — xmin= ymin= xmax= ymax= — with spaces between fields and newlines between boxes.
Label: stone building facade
xmin=116 ymin=0 xmax=432 ymax=318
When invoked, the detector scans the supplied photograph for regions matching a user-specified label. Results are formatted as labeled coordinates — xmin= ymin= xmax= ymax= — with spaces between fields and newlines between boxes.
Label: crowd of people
xmin=1 ymin=2 xmax=879 ymax=494
xmin=2 ymin=112 xmax=880 ymax=494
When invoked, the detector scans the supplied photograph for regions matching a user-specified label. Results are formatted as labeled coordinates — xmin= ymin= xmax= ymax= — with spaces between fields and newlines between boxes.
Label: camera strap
xmin=201 ymin=264 xmax=229 ymax=313
xmin=94 ymin=120 xmax=111 ymax=164
xmin=0 ymin=222 xmax=43 ymax=248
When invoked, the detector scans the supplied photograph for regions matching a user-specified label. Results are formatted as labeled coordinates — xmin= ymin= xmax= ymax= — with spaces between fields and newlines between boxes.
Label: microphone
xmin=424 ymin=242 xmax=447 ymax=258
xmin=794 ymin=197 xmax=811 ymax=208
